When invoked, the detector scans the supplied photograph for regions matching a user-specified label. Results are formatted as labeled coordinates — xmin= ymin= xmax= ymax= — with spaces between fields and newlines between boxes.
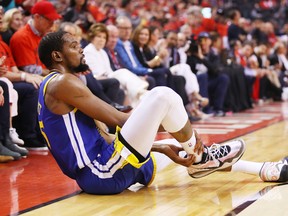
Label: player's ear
xmin=51 ymin=51 xmax=62 ymax=62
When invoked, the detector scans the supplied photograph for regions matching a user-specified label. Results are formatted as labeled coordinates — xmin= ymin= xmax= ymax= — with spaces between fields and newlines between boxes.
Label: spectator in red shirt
xmin=186 ymin=6 xmax=216 ymax=37
xmin=89 ymin=2 xmax=117 ymax=25
xmin=10 ymin=1 xmax=61 ymax=76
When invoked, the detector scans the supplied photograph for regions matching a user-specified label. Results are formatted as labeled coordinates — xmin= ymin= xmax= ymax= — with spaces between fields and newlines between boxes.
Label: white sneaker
xmin=9 ymin=128 xmax=24 ymax=145
xmin=260 ymin=162 xmax=288 ymax=182
xmin=187 ymin=139 xmax=246 ymax=178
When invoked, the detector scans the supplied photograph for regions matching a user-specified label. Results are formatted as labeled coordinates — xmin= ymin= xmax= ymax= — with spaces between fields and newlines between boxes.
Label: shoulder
xmin=103 ymin=47 xmax=110 ymax=55
xmin=55 ymin=73 xmax=81 ymax=85
xmin=11 ymin=25 xmax=30 ymax=38
xmin=44 ymin=73 xmax=88 ymax=114
xmin=100 ymin=49 xmax=108 ymax=56
xmin=83 ymin=43 xmax=95 ymax=53
xmin=48 ymin=73 xmax=83 ymax=95
xmin=115 ymin=42 xmax=125 ymax=53
xmin=10 ymin=25 xmax=33 ymax=45
xmin=0 ymin=40 xmax=9 ymax=50
xmin=116 ymin=39 xmax=123 ymax=47
xmin=132 ymin=42 xmax=139 ymax=50
xmin=63 ymin=7 xmax=75 ymax=16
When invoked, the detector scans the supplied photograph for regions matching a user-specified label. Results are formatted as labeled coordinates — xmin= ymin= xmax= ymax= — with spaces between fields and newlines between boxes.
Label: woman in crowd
xmin=0 ymin=8 xmax=23 ymax=45
xmin=83 ymin=23 xmax=149 ymax=107
xmin=131 ymin=25 xmax=208 ymax=119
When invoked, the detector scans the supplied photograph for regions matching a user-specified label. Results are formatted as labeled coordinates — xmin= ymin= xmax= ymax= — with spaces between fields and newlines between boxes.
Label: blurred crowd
xmin=1 ymin=0 xmax=288 ymax=163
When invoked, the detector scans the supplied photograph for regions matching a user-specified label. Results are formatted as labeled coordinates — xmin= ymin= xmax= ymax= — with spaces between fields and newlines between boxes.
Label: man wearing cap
xmin=8 ymin=1 xmax=61 ymax=150
xmin=10 ymin=1 xmax=62 ymax=76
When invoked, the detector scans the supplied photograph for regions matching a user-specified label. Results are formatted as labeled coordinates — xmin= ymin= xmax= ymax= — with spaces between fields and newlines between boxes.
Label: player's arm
xmin=151 ymin=144 xmax=196 ymax=167
xmin=50 ymin=73 xmax=130 ymax=127
xmin=94 ymin=120 xmax=115 ymax=144
xmin=151 ymin=130 xmax=204 ymax=167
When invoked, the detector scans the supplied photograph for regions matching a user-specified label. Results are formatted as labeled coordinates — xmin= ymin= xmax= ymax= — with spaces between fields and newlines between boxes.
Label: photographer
xmin=186 ymin=32 xmax=229 ymax=116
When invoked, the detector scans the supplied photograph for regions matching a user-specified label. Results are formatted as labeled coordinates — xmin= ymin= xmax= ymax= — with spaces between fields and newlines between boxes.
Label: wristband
xmin=20 ymin=72 xmax=26 ymax=81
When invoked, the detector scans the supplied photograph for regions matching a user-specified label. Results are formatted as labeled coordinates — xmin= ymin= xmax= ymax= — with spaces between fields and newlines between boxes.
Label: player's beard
xmin=73 ymin=62 xmax=90 ymax=73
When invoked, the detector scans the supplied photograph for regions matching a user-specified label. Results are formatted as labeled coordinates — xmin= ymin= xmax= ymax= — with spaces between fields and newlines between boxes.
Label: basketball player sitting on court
xmin=37 ymin=30 xmax=245 ymax=195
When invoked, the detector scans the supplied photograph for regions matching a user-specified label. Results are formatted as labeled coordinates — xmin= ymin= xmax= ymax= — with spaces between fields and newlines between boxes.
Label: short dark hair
xmin=38 ymin=30 xmax=67 ymax=69
xmin=228 ymin=9 xmax=239 ymax=20
xmin=121 ymin=0 xmax=131 ymax=8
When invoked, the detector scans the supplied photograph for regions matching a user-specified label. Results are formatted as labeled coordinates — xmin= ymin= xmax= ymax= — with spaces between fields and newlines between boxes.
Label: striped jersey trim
xmin=62 ymin=112 xmax=129 ymax=179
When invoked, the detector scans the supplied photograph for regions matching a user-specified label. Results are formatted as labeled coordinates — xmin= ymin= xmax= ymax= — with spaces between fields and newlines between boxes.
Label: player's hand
xmin=161 ymin=144 xmax=196 ymax=167
xmin=193 ymin=130 xmax=205 ymax=155
xmin=0 ymin=86 xmax=4 ymax=106
xmin=0 ymin=66 xmax=8 ymax=76
xmin=0 ymin=56 xmax=7 ymax=66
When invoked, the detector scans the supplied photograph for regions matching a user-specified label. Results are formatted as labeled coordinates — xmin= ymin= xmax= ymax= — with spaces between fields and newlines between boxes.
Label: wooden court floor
xmin=1 ymin=102 xmax=288 ymax=216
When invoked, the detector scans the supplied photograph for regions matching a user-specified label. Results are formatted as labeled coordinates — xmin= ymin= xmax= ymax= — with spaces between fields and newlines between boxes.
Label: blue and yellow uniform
xmin=38 ymin=72 xmax=156 ymax=195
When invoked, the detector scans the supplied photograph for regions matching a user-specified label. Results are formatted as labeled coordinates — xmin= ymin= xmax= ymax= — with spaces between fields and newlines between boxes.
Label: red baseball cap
xmin=31 ymin=1 xmax=62 ymax=21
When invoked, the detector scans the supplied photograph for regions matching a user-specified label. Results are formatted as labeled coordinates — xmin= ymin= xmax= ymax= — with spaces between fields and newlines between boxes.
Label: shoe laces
xmin=205 ymin=144 xmax=230 ymax=161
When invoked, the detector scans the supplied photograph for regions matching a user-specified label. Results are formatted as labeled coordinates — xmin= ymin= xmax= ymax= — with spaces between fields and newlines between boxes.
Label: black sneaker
xmin=0 ymin=142 xmax=21 ymax=160
xmin=187 ymin=111 xmax=201 ymax=122
xmin=213 ymin=110 xmax=226 ymax=117
xmin=23 ymin=138 xmax=48 ymax=151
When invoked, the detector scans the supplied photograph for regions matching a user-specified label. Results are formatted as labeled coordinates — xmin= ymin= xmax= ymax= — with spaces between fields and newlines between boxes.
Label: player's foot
xmin=187 ymin=139 xmax=246 ymax=178
xmin=259 ymin=162 xmax=288 ymax=182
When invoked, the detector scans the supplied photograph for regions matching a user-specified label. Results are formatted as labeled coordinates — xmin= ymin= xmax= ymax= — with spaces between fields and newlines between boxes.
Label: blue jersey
xmin=38 ymin=72 xmax=156 ymax=194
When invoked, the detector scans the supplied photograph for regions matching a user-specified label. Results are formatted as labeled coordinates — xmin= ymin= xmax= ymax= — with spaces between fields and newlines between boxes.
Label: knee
xmin=14 ymin=82 xmax=36 ymax=92
xmin=120 ymin=68 xmax=131 ymax=74
xmin=181 ymin=63 xmax=192 ymax=72
xmin=110 ymin=78 xmax=120 ymax=88
xmin=197 ymin=73 xmax=208 ymax=81
xmin=0 ymin=80 xmax=9 ymax=92
xmin=154 ymin=68 xmax=169 ymax=75
xmin=146 ymin=76 xmax=156 ymax=90
xmin=0 ymin=77 xmax=13 ymax=89
xmin=174 ymin=75 xmax=186 ymax=85
xmin=150 ymin=86 xmax=181 ymax=104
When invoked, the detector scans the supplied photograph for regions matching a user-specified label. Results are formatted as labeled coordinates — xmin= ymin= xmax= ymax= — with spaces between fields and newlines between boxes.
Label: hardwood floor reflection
xmin=0 ymin=151 xmax=80 ymax=216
